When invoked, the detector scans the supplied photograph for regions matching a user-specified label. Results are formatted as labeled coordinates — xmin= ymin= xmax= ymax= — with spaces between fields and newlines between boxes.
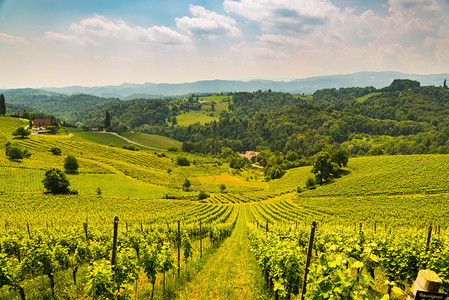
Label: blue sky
xmin=1 ymin=0 xmax=448 ymax=88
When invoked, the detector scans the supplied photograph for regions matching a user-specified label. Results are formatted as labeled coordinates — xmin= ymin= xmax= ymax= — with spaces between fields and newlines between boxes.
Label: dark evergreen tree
xmin=0 ymin=94 xmax=5 ymax=116
xmin=104 ymin=111 xmax=111 ymax=128
xmin=444 ymin=79 xmax=448 ymax=89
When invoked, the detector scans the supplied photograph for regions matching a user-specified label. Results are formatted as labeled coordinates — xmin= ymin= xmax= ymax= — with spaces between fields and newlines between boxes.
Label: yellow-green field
xmin=1 ymin=117 xmax=449 ymax=298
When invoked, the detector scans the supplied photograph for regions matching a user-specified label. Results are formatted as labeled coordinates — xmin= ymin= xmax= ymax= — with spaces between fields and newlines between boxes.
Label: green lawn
xmin=198 ymin=94 xmax=232 ymax=103
xmin=356 ymin=92 xmax=380 ymax=103
xmin=0 ymin=117 xmax=28 ymax=141
xmin=121 ymin=132 xmax=182 ymax=150
xmin=176 ymin=111 xmax=218 ymax=125
xmin=71 ymin=130 xmax=128 ymax=147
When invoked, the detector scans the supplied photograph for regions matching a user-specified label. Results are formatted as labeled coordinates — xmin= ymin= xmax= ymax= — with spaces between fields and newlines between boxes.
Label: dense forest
xmin=3 ymin=79 xmax=449 ymax=164
xmin=0 ymin=89 xmax=119 ymax=120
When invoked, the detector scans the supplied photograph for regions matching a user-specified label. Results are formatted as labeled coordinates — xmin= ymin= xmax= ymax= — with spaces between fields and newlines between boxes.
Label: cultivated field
xmin=0 ymin=117 xmax=448 ymax=299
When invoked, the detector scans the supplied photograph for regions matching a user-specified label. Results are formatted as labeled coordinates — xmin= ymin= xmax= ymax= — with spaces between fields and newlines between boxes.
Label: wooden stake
xmin=177 ymin=220 xmax=181 ymax=278
xmin=425 ymin=225 xmax=432 ymax=252
xmin=83 ymin=222 xmax=89 ymax=244
xmin=301 ymin=221 xmax=317 ymax=300
xmin=111 ymin=216 xmax=119 ymax=269
xmin=200 ymin=220 xmax=203 ymax=258
xmin=27 ymin=222 xmax=31 ymax=239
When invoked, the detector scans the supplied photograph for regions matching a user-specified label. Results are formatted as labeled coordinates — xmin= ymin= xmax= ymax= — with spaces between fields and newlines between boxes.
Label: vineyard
xmin=0 ymin=116 xmax=449 ymax=299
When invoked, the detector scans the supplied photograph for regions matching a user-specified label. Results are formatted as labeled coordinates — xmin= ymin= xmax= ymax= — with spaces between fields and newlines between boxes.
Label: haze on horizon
xmin=1 ymin=0 xmax=448 ymax=89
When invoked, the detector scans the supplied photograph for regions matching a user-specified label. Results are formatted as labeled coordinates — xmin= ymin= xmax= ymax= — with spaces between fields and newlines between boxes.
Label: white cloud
xmin=230 ymin=42 xmax=289 ymax=58
xmin=224 ymin=0 xmax=341 ymax=32
xmin=435 ymin=39 xmax=449 ymax=62
xmin=66 ymin=15 xmax=190 ymax=46
xmin=0 ymin=33 xmax=28 ymax=46
xmin=176 ymin=5 xmax=241 ymax=38
xmin=257 ymin=34 xmax=308 ymax=47
xmin=44 ymin=31 xmax=96 ymax=46
xmin=388 ymin=0 xmax=442 ymax=14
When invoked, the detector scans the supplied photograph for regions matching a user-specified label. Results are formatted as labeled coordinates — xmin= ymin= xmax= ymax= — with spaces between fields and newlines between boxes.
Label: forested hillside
xmin=0 ymin=89 xmax=119 ymax=120
xmin=3 ymin=79 xmax=449 ymax=160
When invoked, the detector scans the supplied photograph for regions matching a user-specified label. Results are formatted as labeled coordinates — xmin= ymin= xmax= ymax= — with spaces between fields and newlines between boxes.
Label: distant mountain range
xmin=42 ymin=71 xmax=449 ymax=98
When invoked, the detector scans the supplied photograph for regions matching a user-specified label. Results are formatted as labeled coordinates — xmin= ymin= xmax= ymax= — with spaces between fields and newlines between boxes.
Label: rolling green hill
xmin=1 ymin=115 xmax=449 ymax=298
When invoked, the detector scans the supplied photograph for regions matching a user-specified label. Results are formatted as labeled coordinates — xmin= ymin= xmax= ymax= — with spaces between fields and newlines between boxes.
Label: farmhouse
xmin=33 ymin=118 xmax=53 ymax=127
xmin=238 ymin=151 xmax=260 ymax=161
xmin=90 ymin=124 xmax=103 ymax=131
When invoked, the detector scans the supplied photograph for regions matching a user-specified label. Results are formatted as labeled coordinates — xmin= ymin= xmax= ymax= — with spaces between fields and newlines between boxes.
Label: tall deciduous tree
xmin=312 ymin=151 xmax=334 ymax=183
xmin=104 ymin=111 xmax=111 ymax=128
xmin=12 ymin=127 xmax=31 ymax=138
xmin=0 ymin=94 xmax=5 ymax=116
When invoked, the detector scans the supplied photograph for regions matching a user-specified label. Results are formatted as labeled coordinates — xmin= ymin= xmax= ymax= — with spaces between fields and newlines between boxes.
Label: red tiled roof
xmin=34 ymin=119 xmax=52 ymax=126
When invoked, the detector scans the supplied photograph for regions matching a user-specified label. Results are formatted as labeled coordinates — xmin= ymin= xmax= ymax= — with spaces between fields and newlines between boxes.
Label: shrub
xmin=42 ymin=168 xmax=74 ymax=194
xmin=219 ymin=184 xmax=226 ymax=192
xmin=64 ymin=155 xmax=79 ymax=174
xmin=177 ymin=156 xmax=190 ymax=166
xmin=305 ymin=177 xmax=316 ymax=189
xmin=182 ymin=179 xmax=191 ymax=191
xmin=50 ymin=146 xmax=62 ymax=155
xmin=6 ymin=146 xmax=23 ymax=161
xmin=5 ymin=142 xmax=30 ymax=161
xmin=122 ymin=144 xmax=139 ymax=151
xmin=198 ymin=191 xmax=209 ymax=200
xmin=167 ymin=147 xmax=178 ymax=152
xmin=22 ymin=149 xmax=31 ymax=158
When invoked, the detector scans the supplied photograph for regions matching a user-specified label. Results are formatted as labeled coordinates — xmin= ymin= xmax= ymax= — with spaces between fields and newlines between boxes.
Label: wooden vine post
xmin=111 ymin=216 xmax=119 ymax=270
xmin=177 ymin=220 xmax=181 ymax=278
xmin=426 ymin=225 xmax=432 ymax=252
xmin=27 ymin=222 xmax=32 ymax=239
xmin=83 ymin=222 xmax=89 ymax=244
xmin=200 ymin=220 xmax=203 ymax=258
xmin=301 ymin=220 xmax=317 ymax=300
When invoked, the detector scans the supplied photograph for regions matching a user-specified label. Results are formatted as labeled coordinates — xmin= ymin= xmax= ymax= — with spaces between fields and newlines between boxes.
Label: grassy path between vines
xmin=178 ymin=206 xmax=268 ymax=299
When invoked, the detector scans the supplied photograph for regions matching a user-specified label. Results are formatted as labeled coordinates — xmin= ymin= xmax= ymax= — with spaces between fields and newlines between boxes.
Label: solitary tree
xmin=64 ymin=155 xmax=79 ymax=173
xmin=182 ymin=179 xmax=191 ymax=191
xmin=104 ymin=111 xmax=111 ymax=128
xmin=6 ymin=146 xmax=24 ymax=161
xmin=42 ymin=168 xmax=71 ymax=194
xmin=444 ymin=79 xmax=448 ymax=89
xmin=12 ymin=127 xmax=31 ymax=138
xmin=332 ymin=146 xmax=349 ymax=167
xmin=0 ymin=94 xmax=5 ymax=116
xmin=312 ymin=151 xmax=334 ymax=184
